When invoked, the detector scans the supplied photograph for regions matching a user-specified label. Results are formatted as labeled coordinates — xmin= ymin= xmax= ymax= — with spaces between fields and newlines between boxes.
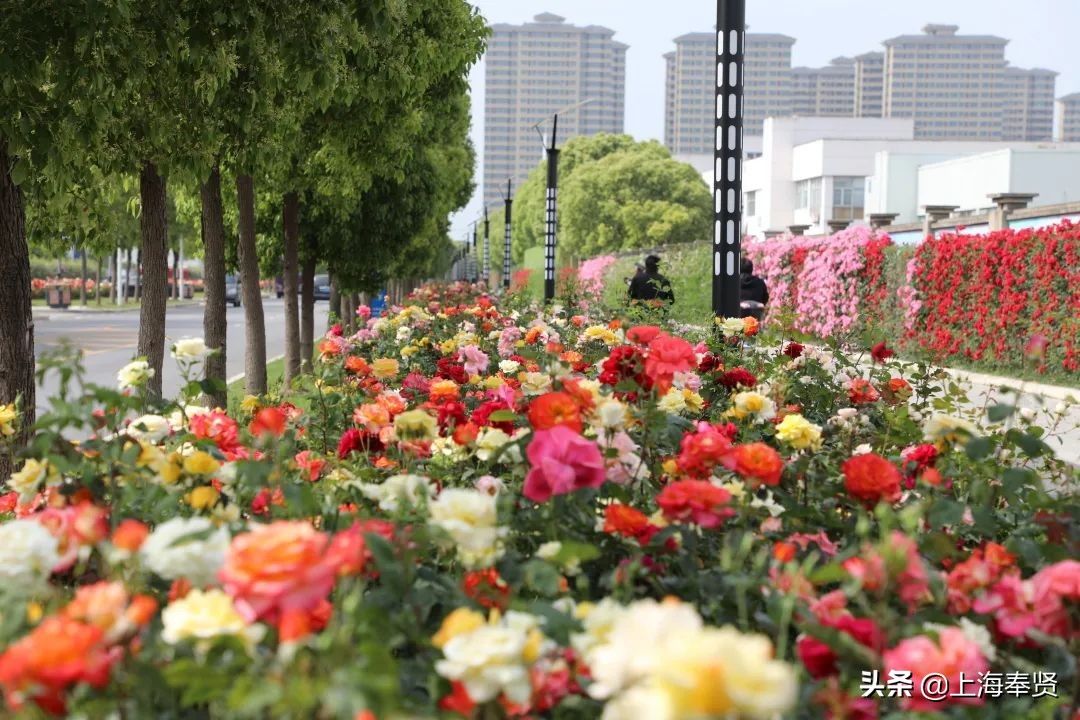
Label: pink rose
xmin=459 ymin=345 xmax=489 ymax=376
xmin=883 ymin=627 xmax=988 ymax=711
xmin=523 ymin=426 xmax=606 ymax=503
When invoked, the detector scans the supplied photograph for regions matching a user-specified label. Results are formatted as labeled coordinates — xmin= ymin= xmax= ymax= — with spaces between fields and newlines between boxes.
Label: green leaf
xmin=1007 ymin=429 xmax=1049 ymax=458
xmin=488 ymin=409 xmax=518 ymax=423
xmin=964 ymin=436 xmax=993 ymax=461
xmin=8 ymin=158 xmax=28 ymax=186
xmin=987 ymin=403 xmax=1015 ymax=422
xmin=927 ymin=499 xmax=965 ymax=528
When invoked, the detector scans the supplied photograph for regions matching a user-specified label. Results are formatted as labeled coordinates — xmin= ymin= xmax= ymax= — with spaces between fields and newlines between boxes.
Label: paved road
xmin=33 ymin=297 xmax=329 ymax=413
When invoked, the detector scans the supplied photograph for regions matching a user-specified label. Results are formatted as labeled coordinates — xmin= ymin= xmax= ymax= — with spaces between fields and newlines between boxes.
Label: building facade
xmin=483 ymin=13 xmax=626 ymax=206
xmin=1056 ymin=93 xmax=1080 ymax=142
xmin=882 ymin=24 xmax=1008 ymax=140
xmin=665 ymin=24 xmax=1058 ymax=151
xmin=854 ymin=52 xmax=884 ymax=118
xmin=1001 ymin=67 xmax=1057 ymax=141
xmin=791 ymin=58 xmax=856 ymax=118
xmin=663 ymin=32 xmax=795 ymax=155
xmin=726 ymin=116 xmax=1080 ymax=238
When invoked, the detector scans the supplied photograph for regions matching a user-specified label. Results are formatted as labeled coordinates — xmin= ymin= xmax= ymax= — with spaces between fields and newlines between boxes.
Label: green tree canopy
xmin=510 ymin=134 xmax=711 ymax=262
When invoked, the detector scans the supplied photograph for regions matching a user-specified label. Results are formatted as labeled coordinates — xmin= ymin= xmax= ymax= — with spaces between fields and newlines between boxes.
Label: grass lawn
xmin=226 ymin=356 xmax=286 ymax=413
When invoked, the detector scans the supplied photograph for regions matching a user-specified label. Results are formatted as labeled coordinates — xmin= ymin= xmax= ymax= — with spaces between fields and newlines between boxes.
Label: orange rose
xmin=842 ymin=453 xmax=902 ymax=506
xmin=219 ymin=521 xmax=339 ymax=631
xmin=0 ymin=616 xmax=119 ymax=715
xmin=731 ymin=442 xmax=784 ymax=487
xmin=344 ymin=356 xmax=370 ymax=375
xmin=527 ymin=392 xmax=583 ymax=432
xmin=110 ymin=519 xmax=149 ymax=553
xmin=429 ymin=379 xmax=460 ymax=402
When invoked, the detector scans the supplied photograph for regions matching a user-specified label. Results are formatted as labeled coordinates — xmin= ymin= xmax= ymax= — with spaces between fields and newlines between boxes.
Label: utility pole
xmin=503 ymin=179 xmax=513 ymax=290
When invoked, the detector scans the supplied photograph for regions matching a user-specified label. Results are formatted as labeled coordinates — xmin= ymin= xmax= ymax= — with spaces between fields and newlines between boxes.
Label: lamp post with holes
xmin=502 ymin=179 xmax=513 ymax=290
xmin=483 ymin=206 xmax=490 ymax=284
xmin=713 ymin=0 xmax=745 ymax=318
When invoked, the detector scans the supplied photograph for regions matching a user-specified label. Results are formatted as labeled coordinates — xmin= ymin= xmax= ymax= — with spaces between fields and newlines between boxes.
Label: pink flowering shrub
xmin=577 ymin=254 xmax=616 ymax=298
xmin=744 ymin=227 xmax=893 ymax=338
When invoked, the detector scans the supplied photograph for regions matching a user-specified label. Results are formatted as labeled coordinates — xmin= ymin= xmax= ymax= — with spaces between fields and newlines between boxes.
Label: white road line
xmin=227 ymin=354 xmax=285 ymax=385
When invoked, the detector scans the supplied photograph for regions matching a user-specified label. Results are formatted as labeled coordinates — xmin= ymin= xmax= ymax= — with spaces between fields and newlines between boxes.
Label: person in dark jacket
xmin=628 ymin=254 xmax=674 ymax=306
xmin=739 ymin=258 xmax=769 ymax=319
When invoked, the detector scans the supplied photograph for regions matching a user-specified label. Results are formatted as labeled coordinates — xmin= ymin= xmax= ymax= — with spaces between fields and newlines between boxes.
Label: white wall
xmin=1009 ymin=150 xmax=1080 ymax=206
xmin=917 ymin=151 xmax=1013 ymax=212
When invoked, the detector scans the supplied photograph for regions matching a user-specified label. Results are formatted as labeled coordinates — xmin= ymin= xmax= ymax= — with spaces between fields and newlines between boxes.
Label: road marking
xmin=227 ymin=354 xmax=285 ymax=385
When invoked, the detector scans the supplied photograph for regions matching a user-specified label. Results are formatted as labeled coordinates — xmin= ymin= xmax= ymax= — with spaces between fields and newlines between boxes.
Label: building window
xmin=795 ymin=178 xmax=821 ymax=213
xmin=832 ymin=176 xmax=865 ymax=221
xmin=744 ymin=191 xmax=757 ymax=218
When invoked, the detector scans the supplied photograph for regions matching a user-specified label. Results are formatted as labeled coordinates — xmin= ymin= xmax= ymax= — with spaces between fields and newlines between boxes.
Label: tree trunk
xmin=137 ymin=161 xmax=168 ymax=397
xmin=0 ymin=140 xmax=35 ymax=478
xmin=281 ymin=192 xmax=301 ymax=386
xmin=124 ymin=247 xmax=132 ymax=303
xmin=328 ymin=274 xmax=340 ymax=331
xmin=96 ymin=255 xmax=102 ymax=306
xmin=200 ymin=164 xmax=228 ymax=408
xmin=236 ymin=173 xmax=266 ymax=395
xmin=300 ymin=236 xmax=315 ymax=372
xmin=342 ymin=293 xmax=355 ymax=335
xmin=79 ymin=247 xmax=87 ymax=306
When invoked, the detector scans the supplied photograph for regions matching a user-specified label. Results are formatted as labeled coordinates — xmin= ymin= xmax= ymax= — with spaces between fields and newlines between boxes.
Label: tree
xmin=559 ymin=142 xmax=711 ymax=257
xmin=510 ymin=134 xmax=710 ymax=262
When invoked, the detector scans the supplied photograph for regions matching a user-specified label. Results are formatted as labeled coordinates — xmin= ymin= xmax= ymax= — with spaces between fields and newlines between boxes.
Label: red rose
xmin=719 ymin=367 xmax=757 ymax=390
xmin=842 ymin=453 xmax=902 ymax=506
xmin=527 ymin=392 xmax=583 ymax=432
xmin=656 ymin=480 xmax=733 ymax=529
xmin=870 ymin=342 xmax=894 ymax=363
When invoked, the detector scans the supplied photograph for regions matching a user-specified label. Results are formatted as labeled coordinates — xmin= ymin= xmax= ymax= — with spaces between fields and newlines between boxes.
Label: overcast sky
xmin=449 ymin=0 xmax=1073 ymax=238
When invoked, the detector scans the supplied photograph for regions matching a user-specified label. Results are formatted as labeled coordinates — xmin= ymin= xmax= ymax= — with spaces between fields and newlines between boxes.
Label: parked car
xmin=313 ymin=274 xmax=331 ymax=301
xmin=224 ymin=274 xmax=242 ymax=307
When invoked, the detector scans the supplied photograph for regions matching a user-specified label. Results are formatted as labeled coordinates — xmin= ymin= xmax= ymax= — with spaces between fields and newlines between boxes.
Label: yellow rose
xmin=371 ymin=358 xmax=400 ymax=379
xmin=157 ymin=454 xmax=183 ymax=485
xmin=240 ymin=395 xmax=262 ymax=414
xmin=0 ymin=403 xmax=18 ymax=437
xmin=161 ymin=589 xmax=262 ymax=648
xmin=183 ymin=450 xmax=220 ymax=476
xmin=775 ymin=413 xmax=823 ymax=451
xmin=432 ymin=607 xmax=486 ymax=649
xmin=400 ymin=345 xmax=418 ymax=359
xmin=185 ymin=485 xmax=220 ymax=510
xmin=8 ymin=458 xmax=51 ymax=502
xmin=440 ymin=339 xmax=458 ymax=355
xmin=393 ymin=409 xmax=438 ymax=441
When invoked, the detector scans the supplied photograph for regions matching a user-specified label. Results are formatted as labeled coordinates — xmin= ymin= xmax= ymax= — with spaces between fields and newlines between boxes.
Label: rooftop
xmin=883 ymin=24 xmax=1008 ymax=46
xmin=673 ymin=31 xmax=796 ymax=44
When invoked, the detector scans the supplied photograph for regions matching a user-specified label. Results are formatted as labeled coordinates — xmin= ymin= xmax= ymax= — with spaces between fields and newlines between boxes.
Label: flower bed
xmin=743 ymin=222 xmax=1080 ymax=378
xmin=0 ymin=284 xmax=1077 ymax=718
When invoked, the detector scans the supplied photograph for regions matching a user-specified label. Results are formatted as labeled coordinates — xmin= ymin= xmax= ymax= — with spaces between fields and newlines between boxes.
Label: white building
xmin=726 ymin=116 xmax=1080 ymax=237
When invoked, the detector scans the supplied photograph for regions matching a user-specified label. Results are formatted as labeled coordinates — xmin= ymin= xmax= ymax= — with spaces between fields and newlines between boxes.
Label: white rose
xmin=0 ymin=519 xmax=61 ymax=594
xmin=126 ymin=414 xmax=171 ymax=443
xmin=475 ymin=428 xmax=512 ymax=462
xmin=172 ymin=337 xmax=210 ymax=361
xmin=359 ymin=474 xmax=435 ymax=513
xmin=853 ymin=443 xmax=873 ymax=455
xmin=436 ymin=625 xmax=531 ymax=704
xmin=499 ymin=359 xmax=521 ymax=374
xmin=429 ymin=488 xmax=507 ymax=568
xmin=140 ymin=517 xmax=230 ymax=586
xmin=117 ymin=359 xmax=155 ymax=390
xmin=718 ymin=317 xmax=746 ymax=337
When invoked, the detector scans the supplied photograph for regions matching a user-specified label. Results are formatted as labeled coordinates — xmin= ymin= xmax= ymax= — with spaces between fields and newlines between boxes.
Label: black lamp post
xmin=503 ymin=179 xmax=513 ymax=290
xmin=471 ymin=223 xmax=478 ymax=283
xmin=713 ymin=0 xmax=745 ymax=318
xmin=544 ymin=115 xmax=559 ymax=302
xmin=483 ymin=206 xmax=490 ymax=284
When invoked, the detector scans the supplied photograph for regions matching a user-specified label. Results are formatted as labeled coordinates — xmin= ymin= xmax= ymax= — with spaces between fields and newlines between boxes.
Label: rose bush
xmin=0 ymin=280 xmax=1077 ymax=718
xmin=743 ymin=221 xmax=1080 ymax=378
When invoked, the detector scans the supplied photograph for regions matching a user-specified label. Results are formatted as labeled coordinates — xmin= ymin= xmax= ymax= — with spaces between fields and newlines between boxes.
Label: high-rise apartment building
xmin=483 ymin=13 xmax=626 ymax=206
xmin=664 ymin=32 xmax=795 ymax=155
xmin=1001 ymin=67 xmax=1057 ymax=141
xmin=1057 ymin=94 xmax=1080 ymax=142
xmin=882 ymin=24 xmax=1008 ymax=140
xmin=791 ymin=58 xmax=855 ymax=117
xmin=854 ymin=52 xmax=884 ymax=118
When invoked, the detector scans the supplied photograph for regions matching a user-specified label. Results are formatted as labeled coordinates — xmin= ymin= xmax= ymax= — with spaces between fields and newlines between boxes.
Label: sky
xmin=449 ymin=0 xmax=1075 ymax=238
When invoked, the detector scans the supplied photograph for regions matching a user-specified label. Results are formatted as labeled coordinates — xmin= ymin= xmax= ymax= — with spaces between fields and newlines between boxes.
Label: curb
xmin=227 ymin=354 xmax=285 ymax=386
xmin=942 ymin=367 xmax=1078 ymax=402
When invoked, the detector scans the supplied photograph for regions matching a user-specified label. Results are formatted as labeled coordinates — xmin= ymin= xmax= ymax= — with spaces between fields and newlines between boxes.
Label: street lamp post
xmin=483 ymin=206 xmax=490 ymax=284
xmin=544 ymin=115 xmax=559 ymax=302
xmin=714 ymin=0 xmax=746 ymax=318
xmin=471 ymin=222 xmax=478 ymax=283
xmin=503 ymin=179 xmax=513 ymax=290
